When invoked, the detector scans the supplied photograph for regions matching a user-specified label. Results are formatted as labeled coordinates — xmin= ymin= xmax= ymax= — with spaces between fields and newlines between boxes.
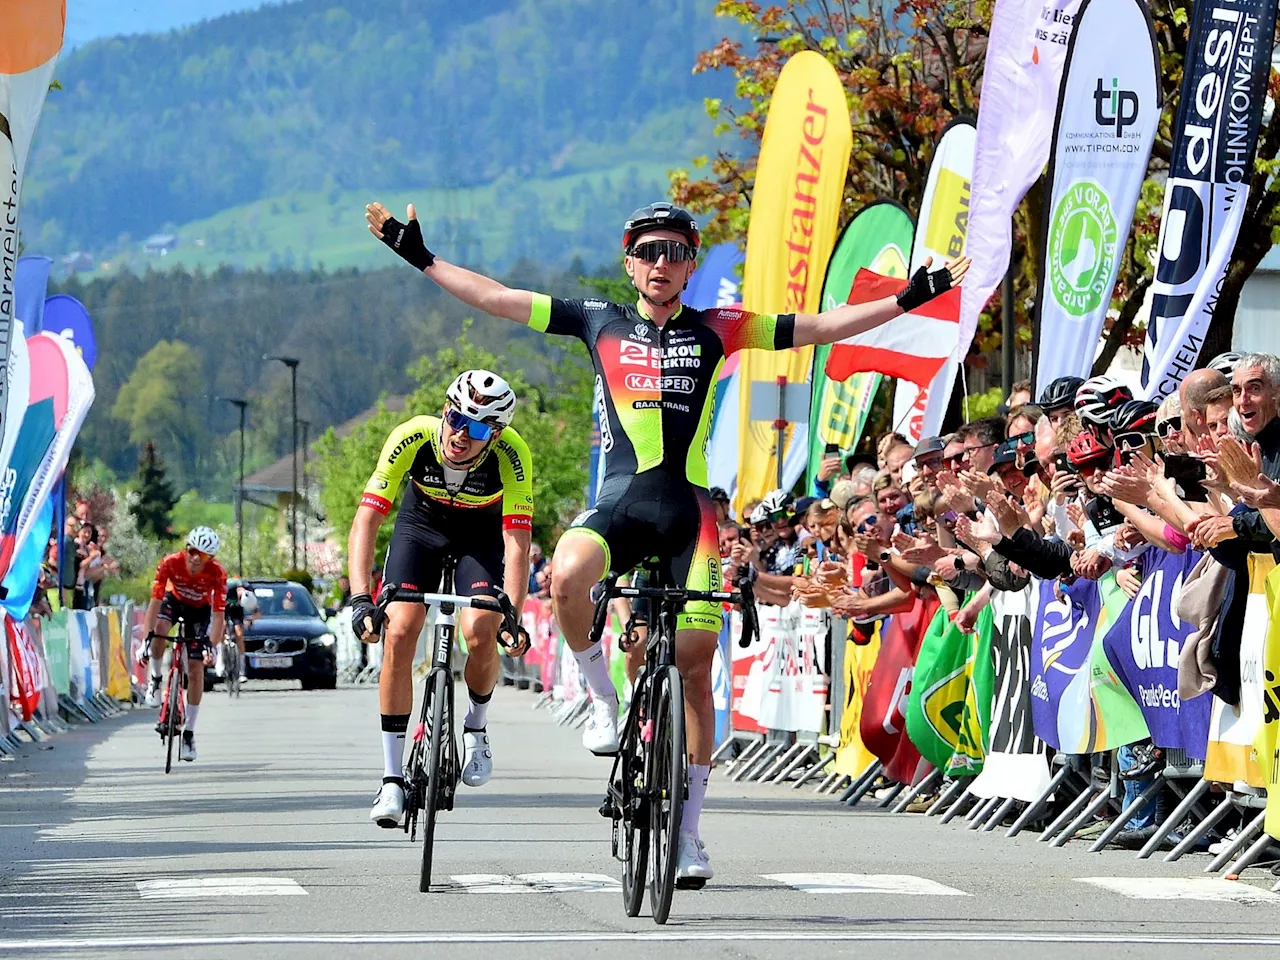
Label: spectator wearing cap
xmin=1178 ymin=367 xmax=1228 ymax=446
xmin=828 ymin=478 xmax=858 ymax=513
xmin=709 ymin=486 xmax=732 ymax=524
xmin=940 ymin=433 xmax=966 ymax=473
xmin=910 ymin=435 xmax=946 ymax=484
xmin=988 ymin=436 xmax=1031 ymax=501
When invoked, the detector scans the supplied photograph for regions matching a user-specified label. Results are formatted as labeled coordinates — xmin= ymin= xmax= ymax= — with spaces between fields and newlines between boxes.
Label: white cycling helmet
xmin=446 ymin=369 xmax=517 ymax=427
xmin=758 ymin=489 xmax=794 ymax=518
xmin=1074 ymin=375 xmax=1132 ymax=430
xmin=186 ymin=526 xmax=220 ymax=556
xmin=1208 ymin=351 xmax=1243 ymax=377
xmin=748 ymin=502 xmax=769 ymax=525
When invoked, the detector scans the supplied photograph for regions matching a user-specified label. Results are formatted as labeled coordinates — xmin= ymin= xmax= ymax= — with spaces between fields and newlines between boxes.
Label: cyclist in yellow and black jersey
xmin=347 ymin=370 xmax=533 ymax=829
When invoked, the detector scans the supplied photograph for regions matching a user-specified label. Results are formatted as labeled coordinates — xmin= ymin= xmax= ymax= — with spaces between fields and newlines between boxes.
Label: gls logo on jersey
xmin=625 ymin=374 xmax=696 ymax=394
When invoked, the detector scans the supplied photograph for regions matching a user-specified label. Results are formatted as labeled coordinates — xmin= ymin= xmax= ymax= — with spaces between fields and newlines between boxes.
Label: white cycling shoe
xmin=370 ymin=779 xmax=406 ymax=828
xmin=462 ymin=731 xmax=493 ymax=787
xmin=179 ymin=732 xmax=197 ymax=762
xmin=144 ymin=678 xmax=162 ymax=708
xmin=676 ymin=832 xmax=713 ymax=887
xmin=582 ymin=697 xmax=620 ymax=755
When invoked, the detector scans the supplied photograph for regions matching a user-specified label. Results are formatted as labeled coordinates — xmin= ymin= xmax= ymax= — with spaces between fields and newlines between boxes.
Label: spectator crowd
xmin=39 ymin=499 xmax=118 ymax=613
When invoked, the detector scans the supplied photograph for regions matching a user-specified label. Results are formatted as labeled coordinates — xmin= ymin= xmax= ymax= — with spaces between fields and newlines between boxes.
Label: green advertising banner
xmin=43 ymin=609 xmax=72 ymax=697
xmin=906 ymin=603 xmax=994 ymax=775
xmin=808 ymin=201 xmax=914 ymax=489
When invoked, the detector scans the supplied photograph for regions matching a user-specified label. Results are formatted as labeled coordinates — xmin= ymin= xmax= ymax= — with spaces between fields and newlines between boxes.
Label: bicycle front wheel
xmin=164 ymin=664 xmax=182 ymax=774
xmin=419 ymin=667 xmax=451 ymax=893
xmin=618 ymin=688 xmax=650 ymax=918
xmin=648 ymin=665 xmax=685 ymax=924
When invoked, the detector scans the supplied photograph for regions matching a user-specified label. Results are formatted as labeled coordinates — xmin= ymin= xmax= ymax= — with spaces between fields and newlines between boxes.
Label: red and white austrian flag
xmin=824 ymin=269 xmax=961 ymax=387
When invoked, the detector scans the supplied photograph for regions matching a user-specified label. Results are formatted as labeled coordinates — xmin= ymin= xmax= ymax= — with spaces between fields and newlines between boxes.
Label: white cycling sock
xmin=682 ymin=764 xmax=710 ymax=838
xmin=573 ymin=641 xmax=618 ymax=703
xmin=183 ymin=704 xmax=199 ymax=733
xmin=381 ymin=714 xmax=409 ymax=780
xmin=150 ymin=658 xmax=163 ymax=681
xmin=463 ymin=688 xmax=491 ymax=731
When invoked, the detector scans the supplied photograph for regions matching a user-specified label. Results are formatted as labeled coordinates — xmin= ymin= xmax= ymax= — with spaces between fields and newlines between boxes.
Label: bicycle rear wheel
xmin=648 ymin=665 xmax=685 ymax=924
xmin=419 ymin=666 xmax=451 ymax=893
xmin=163 ymin=662 xmax=182 ymax=774
xmin=617 ymin=688 xmax=650 ymax=917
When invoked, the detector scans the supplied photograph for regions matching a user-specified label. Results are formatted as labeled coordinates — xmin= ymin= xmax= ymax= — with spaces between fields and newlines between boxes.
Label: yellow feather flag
xmin=736 ymin=51 xmax=852 ymax=518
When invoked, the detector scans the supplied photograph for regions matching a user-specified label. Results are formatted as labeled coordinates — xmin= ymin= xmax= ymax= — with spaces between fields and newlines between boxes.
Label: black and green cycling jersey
xmin=528 ymin=296 xmax=795 ymax=486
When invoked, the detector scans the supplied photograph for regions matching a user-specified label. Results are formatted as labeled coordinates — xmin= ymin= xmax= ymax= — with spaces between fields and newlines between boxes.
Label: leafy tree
xmin=111 ymin=340 xmax=205 ymax=487
xmin=132 ymin=442 xmax=178 ymax=541
xmin=315 ymin=329 xmax=593 ymax=562
xmin=672 ymin=0 xmax=1280 ymax=374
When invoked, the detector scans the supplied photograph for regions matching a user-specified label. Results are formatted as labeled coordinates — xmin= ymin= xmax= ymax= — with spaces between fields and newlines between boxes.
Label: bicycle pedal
xmin=598 ymin=798 xmax=616 ymax=819
xmin=675 ymin=877 xmax=708 ymax=891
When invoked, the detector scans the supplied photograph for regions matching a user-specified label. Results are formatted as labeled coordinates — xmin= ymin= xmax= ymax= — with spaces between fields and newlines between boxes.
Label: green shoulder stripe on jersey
xmin=529 ymin=293 xmax=552 ymax=332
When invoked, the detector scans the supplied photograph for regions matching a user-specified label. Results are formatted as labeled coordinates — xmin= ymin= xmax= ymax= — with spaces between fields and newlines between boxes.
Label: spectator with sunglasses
xmin=347 ymin=369 xmax=534 ymax=827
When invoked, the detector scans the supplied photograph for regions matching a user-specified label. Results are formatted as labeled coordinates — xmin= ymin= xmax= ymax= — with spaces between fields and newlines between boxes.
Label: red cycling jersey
xmin=151 ymin=551 xmax=228 ymax=612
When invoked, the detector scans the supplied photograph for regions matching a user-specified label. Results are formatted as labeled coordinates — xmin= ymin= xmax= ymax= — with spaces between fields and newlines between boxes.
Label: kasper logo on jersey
xmin=624 ymin=373 xmax=696 ymax=394
xmin=387 ymin=431 xmax=424 ymax=464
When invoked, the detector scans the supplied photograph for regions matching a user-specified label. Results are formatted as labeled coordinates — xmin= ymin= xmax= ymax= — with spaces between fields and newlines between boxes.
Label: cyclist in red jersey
xmin=142 ymin=527 xmax=227 ymax=762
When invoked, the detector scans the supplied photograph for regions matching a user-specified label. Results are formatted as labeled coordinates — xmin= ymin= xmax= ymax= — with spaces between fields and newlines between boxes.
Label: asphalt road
xmin=4 ymin=682 xmax=1280 ymax=959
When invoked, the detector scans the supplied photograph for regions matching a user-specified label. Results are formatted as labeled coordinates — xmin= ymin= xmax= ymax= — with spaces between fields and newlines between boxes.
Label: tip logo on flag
xmin=1094 ymin=78 xmax=1139 ymax=136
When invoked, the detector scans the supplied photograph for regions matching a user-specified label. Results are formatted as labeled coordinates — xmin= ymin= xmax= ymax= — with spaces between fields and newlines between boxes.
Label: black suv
xmin=210 ymin=578 xmax=338 ymax=690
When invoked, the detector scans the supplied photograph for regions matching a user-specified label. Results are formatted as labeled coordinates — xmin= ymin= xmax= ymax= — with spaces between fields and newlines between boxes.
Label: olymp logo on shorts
xmin=1047 ymin=179 xmax=1118 ymax=319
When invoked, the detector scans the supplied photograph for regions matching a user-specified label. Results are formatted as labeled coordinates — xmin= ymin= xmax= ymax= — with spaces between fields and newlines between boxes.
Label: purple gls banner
xmin=1030 ymin=576 xmax=1100 ymax=751
xmin=1102 ymin=549 xmax=1211 ymax=756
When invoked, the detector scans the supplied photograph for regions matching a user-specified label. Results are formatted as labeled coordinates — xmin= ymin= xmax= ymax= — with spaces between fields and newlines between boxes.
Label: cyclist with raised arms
xmin=347 ymin=371 xmax=534 ymax=828
xmin=366 ymin=199 xmax=968 ymax=881
xmin=142 ymin=527 xmax=227 ymax=762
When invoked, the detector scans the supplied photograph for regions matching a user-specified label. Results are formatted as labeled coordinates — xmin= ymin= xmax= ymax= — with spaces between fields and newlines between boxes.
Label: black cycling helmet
xmin=1039 ymin=375 xmax=1085 ymax=412
xmin=622 ymin=202 xmax=701 ymax=253
xmin=1111 ymin=399 xmax=1160 ymax=435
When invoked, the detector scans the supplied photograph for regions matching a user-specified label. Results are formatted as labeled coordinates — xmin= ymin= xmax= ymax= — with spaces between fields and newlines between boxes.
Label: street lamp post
xmin=264 ymin=355 xmax=301 ymax=570
xmin=299 ymin=418 xmax=310 ymax=575
xmin=217 ymin=396 xmax=249 ymax=576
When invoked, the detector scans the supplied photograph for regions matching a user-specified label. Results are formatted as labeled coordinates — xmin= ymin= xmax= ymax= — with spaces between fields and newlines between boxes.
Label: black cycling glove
xmin=896 ymin=262 xmax=953 ymax=313
xmin=348 ymin=593 xmax=378 ymax=642
xmin=378 ymin=215 xmax=436 ymax=271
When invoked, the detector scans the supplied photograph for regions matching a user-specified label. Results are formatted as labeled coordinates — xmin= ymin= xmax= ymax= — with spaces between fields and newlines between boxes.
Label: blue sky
xmin=65 ymin=1 xmax=287 ymax=49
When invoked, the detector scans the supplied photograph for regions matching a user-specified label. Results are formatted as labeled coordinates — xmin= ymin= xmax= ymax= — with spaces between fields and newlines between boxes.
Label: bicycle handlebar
xmin=372 ymin=584 xmax=529 ymax=654
xmin=587 ymin=572 xmax=760 ymax=649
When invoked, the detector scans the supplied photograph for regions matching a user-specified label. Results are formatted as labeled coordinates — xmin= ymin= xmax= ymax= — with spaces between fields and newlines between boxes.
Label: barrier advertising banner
xmin=971 ymin=585 xmax=1051 ymax=801
xmin=736 ymin=50 xmax=852 ymax=516
xmin=757 ymin=601 xmax=829 ymax=734
xmin=1259 ymin=565 xmax=1280 ymax=838
xmin=1032 ymin=0 xmax=1161 ymax=391
xmin=959 ymin=0 xmax=1081 ymax=397
xmin=834 ymin=622 xmax=883 ymax=776
xmin=1138 ymin=0 xmax=1277 ymax=400
xmin=1102 ymin=548 xmax=1212 ymax=755
xmin=861 ymin=596 xmax=937 ymax=783
xmin=731 ymin=603 xmax=770 ymax=736
xmin=808 ymin=202 xmax=913 ymax=484
xmin=1204 ymin=563 xmax=1271 ymax=786
xmin=891 ymin=118 xmax=977 ymax=442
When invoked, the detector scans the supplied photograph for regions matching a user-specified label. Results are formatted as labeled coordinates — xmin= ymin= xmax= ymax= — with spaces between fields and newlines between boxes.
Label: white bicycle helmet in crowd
xmin=1208 ymin=351 xmax=1243 ymax=377
xmin=1074 ymin=375 xmax=1132 ymax=429
xmin=186 ymin=526 xmax=220 ymax=555
xmin=758 ymin=489 xmax=794 ymax=517
xmin=446 ymin=369 xmax=517 ymax=427
xmin=748 ymin=502 xmax=769 ymax=525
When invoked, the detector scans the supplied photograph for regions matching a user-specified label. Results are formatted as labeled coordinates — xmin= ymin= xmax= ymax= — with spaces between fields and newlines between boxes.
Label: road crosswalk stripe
xmin=448 ymin=873 xmax=621 ymax=893
xmin=136 ymin=877 xmax=307 ymax=899
xmin=763 ymin=873 xmax=969 ymax=896
xmin=1076 ymin=877 xmax=1280 ymax=903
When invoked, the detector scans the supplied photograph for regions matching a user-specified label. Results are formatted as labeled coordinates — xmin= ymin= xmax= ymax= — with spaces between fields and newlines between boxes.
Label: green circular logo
xmin=1048 ymin=180 xmax=1118 ymax=317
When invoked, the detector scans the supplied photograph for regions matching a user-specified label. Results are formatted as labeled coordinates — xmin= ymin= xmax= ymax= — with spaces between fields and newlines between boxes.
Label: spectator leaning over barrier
xmin=1178 ymin=367 xmax=1229 ymax=448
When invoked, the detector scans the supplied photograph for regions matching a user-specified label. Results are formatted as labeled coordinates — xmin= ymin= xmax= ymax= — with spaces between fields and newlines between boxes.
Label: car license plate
xmin=249 ymin=654 xmax=293 ymax=668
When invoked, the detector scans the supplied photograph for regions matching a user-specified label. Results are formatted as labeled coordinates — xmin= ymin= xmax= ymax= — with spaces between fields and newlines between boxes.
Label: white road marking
xmin=136 ymin=877 xmax=307 ymax=899
xmin=6 ymin=931 xmax=1280 ymax=951
xmin=448 ymin=873 xmax=621 ymax=893
xmin=764 ymin=873 xmax=969 ymax=896
xmin=1076 ymin=877 xmax=1280 ymax=903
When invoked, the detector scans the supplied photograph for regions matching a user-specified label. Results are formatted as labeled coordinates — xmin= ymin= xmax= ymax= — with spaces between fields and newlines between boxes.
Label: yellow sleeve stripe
xmin=529 ymin=293 xmax=552 ymax=332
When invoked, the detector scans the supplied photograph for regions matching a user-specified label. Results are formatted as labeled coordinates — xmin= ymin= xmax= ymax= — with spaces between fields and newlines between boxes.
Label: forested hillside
xmin=25 ymin=0 xmax=732 ymax=269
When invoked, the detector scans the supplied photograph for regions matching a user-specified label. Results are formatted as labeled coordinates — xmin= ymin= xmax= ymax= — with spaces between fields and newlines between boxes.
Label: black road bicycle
xmin=591 ymin=560 xmax=757 ymax=924
xmin=370 ymin=558 xmax=528 ymax=892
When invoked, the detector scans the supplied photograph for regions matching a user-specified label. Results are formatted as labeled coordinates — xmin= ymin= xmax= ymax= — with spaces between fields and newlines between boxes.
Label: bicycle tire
xmin=648 ymin=665 xmax=685 ymax=924
xmin=618 ymin=686 xmax=650 ymax=918
xmin=164 ymin=660 xmax=182 ymax=774
xmin=419 ymin=666 xmax=450 ymax=893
